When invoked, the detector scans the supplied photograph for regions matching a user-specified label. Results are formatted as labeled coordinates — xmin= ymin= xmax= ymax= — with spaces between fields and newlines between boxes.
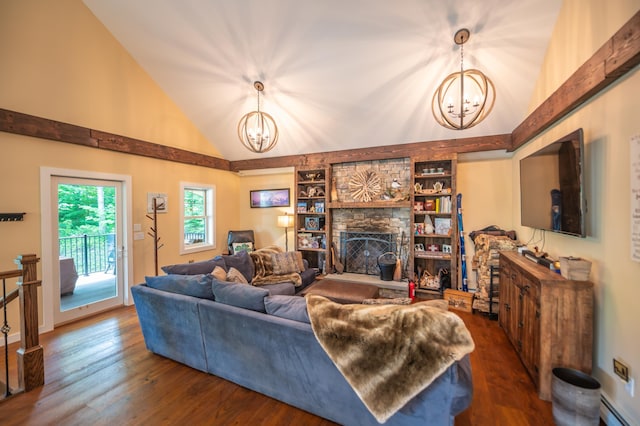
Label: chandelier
xmin=432 ymin=29 xmax=495 ymax=130
xmin=237 ymin=81 xmax=279 ymax=153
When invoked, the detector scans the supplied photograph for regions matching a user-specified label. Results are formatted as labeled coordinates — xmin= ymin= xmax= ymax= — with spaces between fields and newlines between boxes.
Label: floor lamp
xmin=277 ymin=213 xmax=295 ymax=251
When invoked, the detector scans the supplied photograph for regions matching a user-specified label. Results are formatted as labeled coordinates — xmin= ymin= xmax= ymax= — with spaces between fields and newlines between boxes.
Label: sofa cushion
xmin=212 ymin=279 xmax=268 ymax=313
xmin=145 ymin=274 xmax=214 ymax=300
xmin=265 ymin=295 xmax=310 ymax=323
xmin=217 ymin=250 xmax=254 ymax=283
xmin=161 ymin=258 xmax=226 ymax=275
xmin=261 ymin=282 xmax=296 ymax=296
xmin=271 ymin=251 xmax=304 ymax=275
xmin=226 ymin=267 xmax=249 ymax=284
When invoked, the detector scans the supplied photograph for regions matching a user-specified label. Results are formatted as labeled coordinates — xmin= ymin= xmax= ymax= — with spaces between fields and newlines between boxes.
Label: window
xmin=180 ymin=182 xmax=215 ymax=254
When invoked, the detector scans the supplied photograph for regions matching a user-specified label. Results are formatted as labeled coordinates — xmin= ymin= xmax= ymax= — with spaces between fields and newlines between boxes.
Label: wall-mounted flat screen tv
xmin=520 ymin=128 xmax=586 ymax=238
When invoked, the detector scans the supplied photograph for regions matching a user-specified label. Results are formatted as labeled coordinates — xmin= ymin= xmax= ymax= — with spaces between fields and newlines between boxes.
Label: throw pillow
xmin=217 ymin=250 xmax=254 ymax=283
xmin=226 ymin=267 xmax=249 ymax=284
xmin=145 ymin=274 xmax=214 ymax=300
xmin=211 ymin=265 xmax=227 ymax=282
xmin=212 ymin=279 xmax=269 ymax=313
xmin=232 ymin=241 xmax=254 ymax=254
xmin=271 ymin=251 xmax=303 ymax=275
xmin=161 ymin=257 xmax=226 ymax=275
xmin=265 ymin=295 xmax=310 ymax=323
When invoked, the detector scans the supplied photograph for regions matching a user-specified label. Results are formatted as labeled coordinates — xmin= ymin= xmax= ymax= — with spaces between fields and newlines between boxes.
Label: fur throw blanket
xmin=249 ymin=246 xmax=302 ymax=287
xmin=306 ymin=295 xmax=475 ymax=423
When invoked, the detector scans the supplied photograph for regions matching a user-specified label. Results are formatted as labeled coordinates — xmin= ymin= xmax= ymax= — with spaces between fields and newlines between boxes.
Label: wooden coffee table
xmin=300 ymin=279 xmax=379 ymax=304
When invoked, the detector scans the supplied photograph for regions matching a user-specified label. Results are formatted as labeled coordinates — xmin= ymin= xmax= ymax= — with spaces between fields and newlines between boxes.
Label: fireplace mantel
xmin=327 ymin=201 xmax=411 ymax=209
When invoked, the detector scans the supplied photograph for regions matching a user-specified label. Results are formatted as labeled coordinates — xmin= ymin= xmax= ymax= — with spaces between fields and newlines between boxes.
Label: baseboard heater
xmin=601 ymin=395 xmax=630 ymax=426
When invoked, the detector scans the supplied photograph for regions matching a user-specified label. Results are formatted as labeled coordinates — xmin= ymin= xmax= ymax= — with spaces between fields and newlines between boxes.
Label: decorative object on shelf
xmin=413 ymin=201 xmax=424 ymax=212
xmin=432 ymin=181 xmax=444 ymax=192
xmin=297 ymin=232 xmax=312 ymax=248
xmin=305 ymin=172 xmax=321 ymax=181
xmin=424 ymin=215 xmax=435 ymax=234
xmin=314 ymin=201 xmax=325 ymax=213
xmin=277 ymin=213 xmax=295 ymax=251
xmin=0 ymin=213 xmax=26 ymax=222
xmin=237 ymin=81 xmax=279 ymax=153
xmin=304 ymin=217 xmax=320 ymax=231
xmin=331 ymin=177 xmax=339 ymax=202
xmin=250 ymin=188 xmax=290 ymax=208
xmin=419 ymin=270 xmax=440 ymax=290
xmin=306 ymin=186 xmax=325 ymax=197
xmin=414 ymin=243 xmax=425 ymax=252
xmin=349 ymin=169 xmax=382 ymax=202
xmin=434 ymin=217 xmax=452 ymax=235
xmin=432 ymin=28 xmax=496 ymax=130
xmin=297 ymin=202 xmax=307 ymax=213
xmin=414 ymin=182 xmax=422 ymax=192
xmin=423 ymin=199 xmax=435 ymax=212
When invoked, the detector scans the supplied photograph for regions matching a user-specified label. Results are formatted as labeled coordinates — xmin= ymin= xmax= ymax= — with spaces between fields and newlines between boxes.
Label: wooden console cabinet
xmin=498 ymin=251 xmax=593 ymax=401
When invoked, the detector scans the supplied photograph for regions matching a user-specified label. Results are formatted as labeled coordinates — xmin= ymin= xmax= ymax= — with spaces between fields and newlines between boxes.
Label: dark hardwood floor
xmin=0 ymin=305 xmax=553 ymax=425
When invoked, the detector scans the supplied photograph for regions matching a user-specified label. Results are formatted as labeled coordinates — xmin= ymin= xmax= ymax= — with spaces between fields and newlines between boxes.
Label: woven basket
xmin=559 ymin=257 xmax=591 ymax=281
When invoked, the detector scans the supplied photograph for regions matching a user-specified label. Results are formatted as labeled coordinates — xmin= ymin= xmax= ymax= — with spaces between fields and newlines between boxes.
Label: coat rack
xmin=0 ymin=213 xmax=26 ymax=222
xmin=146 ymin=198 xmax=164 ymax=275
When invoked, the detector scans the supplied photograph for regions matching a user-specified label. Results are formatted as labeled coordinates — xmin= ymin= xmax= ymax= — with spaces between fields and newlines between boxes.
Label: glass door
xmin=52 ymin=176 xmax=124 ymax=325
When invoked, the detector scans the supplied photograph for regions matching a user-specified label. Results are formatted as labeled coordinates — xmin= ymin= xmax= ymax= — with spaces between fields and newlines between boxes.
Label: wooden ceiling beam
xmin=229 ymin=134 xmax=511 ymax=171
xmin=0 ymin=108 xmax=231 ymax=171
xmin=511 ymin=10 xmax=640 ymax=150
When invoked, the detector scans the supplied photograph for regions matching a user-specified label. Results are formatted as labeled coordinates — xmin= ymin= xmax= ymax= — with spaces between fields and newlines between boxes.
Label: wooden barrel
xmin=552 ymin=368 xmax=601 ymax=426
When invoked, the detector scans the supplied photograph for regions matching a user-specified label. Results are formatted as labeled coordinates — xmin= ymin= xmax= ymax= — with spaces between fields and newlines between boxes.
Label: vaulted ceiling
xmin=82 ymin=0 xmax=563 ymax=161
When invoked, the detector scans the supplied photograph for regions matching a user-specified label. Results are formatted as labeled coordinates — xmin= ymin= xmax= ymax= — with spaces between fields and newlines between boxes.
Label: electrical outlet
xmin=614 ymin=359 xmax=629 ymax=382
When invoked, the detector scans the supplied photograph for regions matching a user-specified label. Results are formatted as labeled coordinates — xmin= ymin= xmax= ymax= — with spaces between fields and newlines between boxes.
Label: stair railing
xmin=0 ymin=254 xmax=43 ymax=399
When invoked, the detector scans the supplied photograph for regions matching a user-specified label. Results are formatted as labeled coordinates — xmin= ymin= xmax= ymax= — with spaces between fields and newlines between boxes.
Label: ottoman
xmin=300 ymin=279 xmax=379 ymax=304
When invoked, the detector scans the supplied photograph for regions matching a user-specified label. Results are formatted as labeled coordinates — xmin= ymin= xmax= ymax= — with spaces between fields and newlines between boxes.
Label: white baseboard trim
xmin=601 ymin=394 xmax=631 ymax=426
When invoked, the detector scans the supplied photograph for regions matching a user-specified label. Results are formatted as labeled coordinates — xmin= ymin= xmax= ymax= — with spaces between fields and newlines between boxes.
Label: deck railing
xmin=59 ymin=233 xmax=114 ymax=276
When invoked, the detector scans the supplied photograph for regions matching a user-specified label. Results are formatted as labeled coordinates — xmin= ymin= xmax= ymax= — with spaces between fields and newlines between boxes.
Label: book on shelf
xmin=297 ymin=202 xmax=307 ymax=213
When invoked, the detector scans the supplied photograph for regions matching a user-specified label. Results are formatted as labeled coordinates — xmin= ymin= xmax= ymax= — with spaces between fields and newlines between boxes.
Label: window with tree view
xmin=181 ymin=183 xmax=215 ymax=253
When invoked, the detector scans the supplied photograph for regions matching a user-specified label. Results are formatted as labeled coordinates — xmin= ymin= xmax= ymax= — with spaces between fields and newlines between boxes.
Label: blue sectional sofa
xmin=131 ymin=276 xmax=473 ymax=425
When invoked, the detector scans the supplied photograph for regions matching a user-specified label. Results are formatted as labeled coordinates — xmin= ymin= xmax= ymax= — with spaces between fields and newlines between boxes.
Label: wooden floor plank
xmin=0 ymin=305 xmax=555 ymax=425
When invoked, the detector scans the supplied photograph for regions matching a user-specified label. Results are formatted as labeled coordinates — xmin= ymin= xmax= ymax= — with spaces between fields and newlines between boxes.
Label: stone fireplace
xmin=330 ymin=158 xmax=412 ymax=279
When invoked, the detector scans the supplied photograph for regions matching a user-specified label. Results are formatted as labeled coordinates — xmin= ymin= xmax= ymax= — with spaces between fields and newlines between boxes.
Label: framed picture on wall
xmin=250 ymin=188 xmax=290 ymax=208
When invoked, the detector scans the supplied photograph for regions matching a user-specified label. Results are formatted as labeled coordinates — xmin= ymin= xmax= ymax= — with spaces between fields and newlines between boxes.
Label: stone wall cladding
xmin=332 ymin=158 xmax=411 ymax=203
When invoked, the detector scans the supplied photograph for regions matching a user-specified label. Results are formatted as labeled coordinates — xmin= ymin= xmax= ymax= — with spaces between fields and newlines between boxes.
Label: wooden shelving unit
xmin=411 ymin=156 xmax=458 ymax=295
xmin=294 ymin=167 xmax=330 ymax=271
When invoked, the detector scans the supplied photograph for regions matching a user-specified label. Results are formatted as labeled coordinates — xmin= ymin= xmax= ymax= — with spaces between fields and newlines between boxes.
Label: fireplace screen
xmin=340 ymin=231 xmax=396 ymax=275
